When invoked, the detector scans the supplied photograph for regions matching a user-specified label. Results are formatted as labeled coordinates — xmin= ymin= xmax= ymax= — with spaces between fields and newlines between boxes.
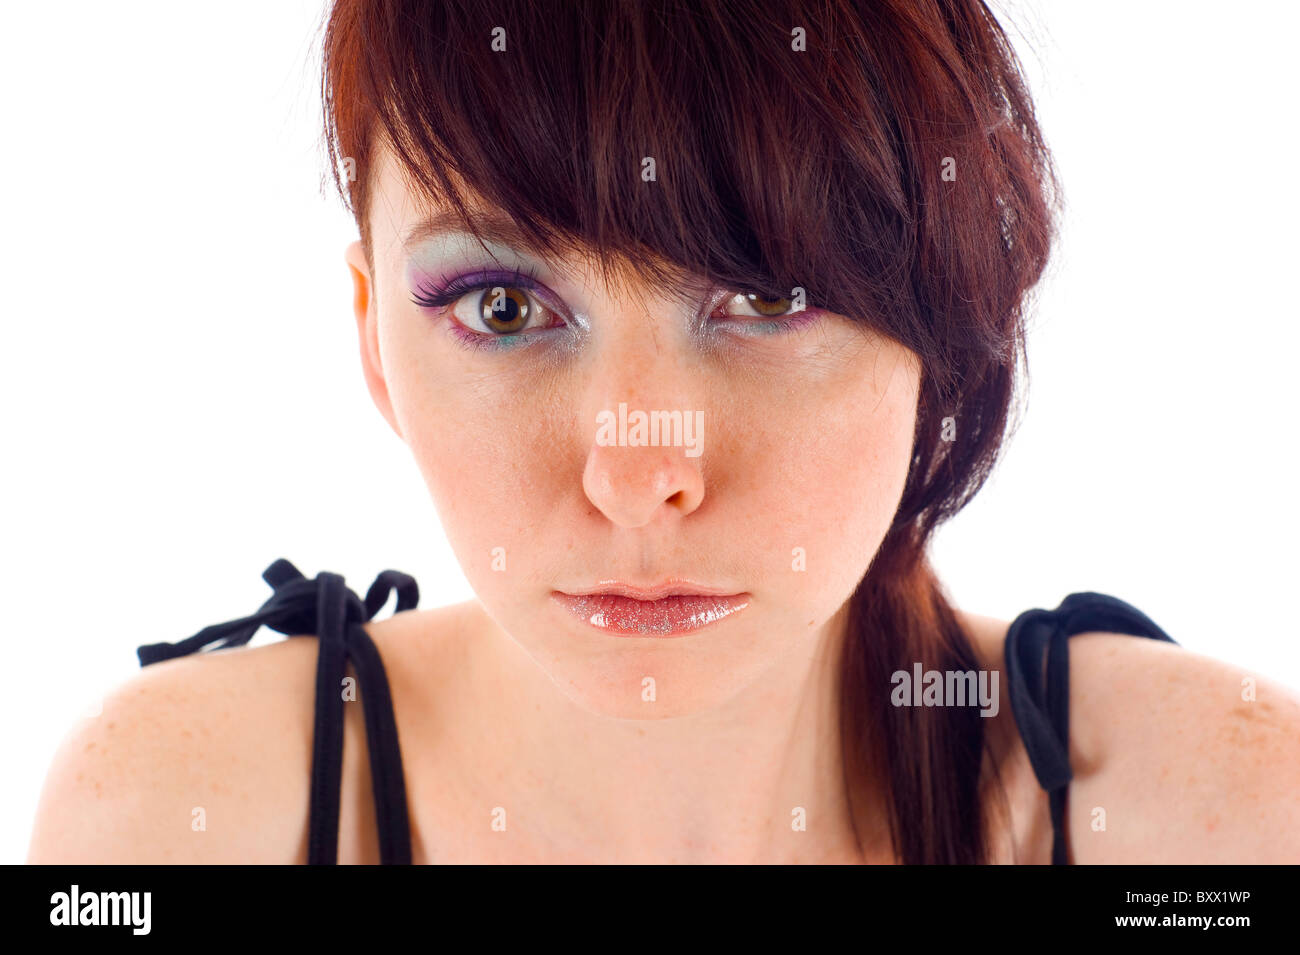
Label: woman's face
xmin=350 ymin=145 xmax=923 ymax=718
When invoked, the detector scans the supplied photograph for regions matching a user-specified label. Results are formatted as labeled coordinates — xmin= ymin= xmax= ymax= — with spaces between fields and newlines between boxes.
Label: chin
xmin=515 ymin=622 xmax=787 ymax=720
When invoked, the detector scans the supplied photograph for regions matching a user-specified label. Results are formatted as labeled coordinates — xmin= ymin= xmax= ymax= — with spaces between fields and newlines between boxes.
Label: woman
xmin=28 ymin=0 xmax=1300 ymax=864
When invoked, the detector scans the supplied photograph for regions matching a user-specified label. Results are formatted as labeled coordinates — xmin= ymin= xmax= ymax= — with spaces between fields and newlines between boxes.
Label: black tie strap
xmin=1004 ymin=591 xmax=1177 ymax=864
xmin=136 ymin=558 xmax=420 ymax=865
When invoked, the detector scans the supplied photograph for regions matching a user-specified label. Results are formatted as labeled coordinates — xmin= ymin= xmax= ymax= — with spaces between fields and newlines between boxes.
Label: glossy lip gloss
xmin=551 ymin=586 xmax=751 ymax=636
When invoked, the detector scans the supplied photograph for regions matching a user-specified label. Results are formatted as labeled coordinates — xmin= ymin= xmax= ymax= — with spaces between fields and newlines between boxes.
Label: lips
xmin=551 ymin=585 xmax=750 ymax=636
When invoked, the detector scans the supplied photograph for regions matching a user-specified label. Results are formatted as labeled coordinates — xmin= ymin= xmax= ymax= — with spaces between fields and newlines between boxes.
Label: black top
xmin=1002 ymin=590 xmax=1177 ymax=862
xmin=136 ymin=559 xmax=1177 ymax=864
xmin=136 ymin=558 xmax=418 ymax=864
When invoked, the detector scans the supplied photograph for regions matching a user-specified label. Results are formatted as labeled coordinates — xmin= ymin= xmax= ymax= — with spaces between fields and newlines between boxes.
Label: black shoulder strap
xmin=137 ymin=558 xmax=419 ymax=865
xmin=1003 ymin=591 xmax=1177 ymax=865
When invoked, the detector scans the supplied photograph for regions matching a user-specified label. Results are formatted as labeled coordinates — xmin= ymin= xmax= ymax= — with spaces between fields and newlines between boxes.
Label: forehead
xmin=368 ymin=144 xmax=574 ymax=274
xmin=366 ymin=144 xmax=473 ymax=260
xmin=364 ymin=142 xmax=695 ymax=298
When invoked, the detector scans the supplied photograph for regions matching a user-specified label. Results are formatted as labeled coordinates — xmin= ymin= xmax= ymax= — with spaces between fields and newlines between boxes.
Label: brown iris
xmin=479 ymin=285 xmax=531 ymax=333
xmin=744 ymin=292 xmax=794 ymax=316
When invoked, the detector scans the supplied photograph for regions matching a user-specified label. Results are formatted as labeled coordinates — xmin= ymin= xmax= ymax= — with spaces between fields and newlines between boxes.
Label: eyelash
xmin=410 ymin=268 xmax=817 ymax=353
xmin=410 ymin=265 xmax=563 ymax=352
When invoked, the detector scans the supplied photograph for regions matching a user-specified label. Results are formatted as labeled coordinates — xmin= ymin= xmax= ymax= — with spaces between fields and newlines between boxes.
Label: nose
xmin=582 ymin=433 xmax=705 ymax=528
xmin=576 ymin=283 xmax=710 ymax=528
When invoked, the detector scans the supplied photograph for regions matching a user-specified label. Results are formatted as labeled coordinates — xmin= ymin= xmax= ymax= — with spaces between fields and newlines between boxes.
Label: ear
xmin=346 ymin=241 xmax=402 ymax=439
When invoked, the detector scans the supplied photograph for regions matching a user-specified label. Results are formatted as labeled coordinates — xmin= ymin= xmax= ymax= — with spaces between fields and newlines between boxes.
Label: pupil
xmin=481 ymin=287 xmax=529 ymax=333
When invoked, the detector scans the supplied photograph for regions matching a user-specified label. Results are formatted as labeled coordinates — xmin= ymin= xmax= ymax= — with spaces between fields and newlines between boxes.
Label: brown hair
xmin=322 ymin=0 xmax=1059 ymax=863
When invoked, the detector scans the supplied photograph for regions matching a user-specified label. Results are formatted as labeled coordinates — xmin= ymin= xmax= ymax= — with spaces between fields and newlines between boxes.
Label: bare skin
xmin=20 ymin=601 xmax=1009 ymax=863
xmin=28 ymin=599 xmax=1300 ymax=863
xmin=26 ymin=143 xmax=1300 ymax=864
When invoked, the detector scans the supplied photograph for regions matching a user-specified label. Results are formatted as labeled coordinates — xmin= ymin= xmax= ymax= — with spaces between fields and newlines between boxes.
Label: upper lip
xmin=557 ymin=580 xmax=743 ymax=601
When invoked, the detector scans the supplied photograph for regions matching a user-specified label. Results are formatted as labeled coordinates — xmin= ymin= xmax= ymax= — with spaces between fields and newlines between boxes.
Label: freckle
xmin=76 ymin=773 xmax=84 ymax=783
xmin=106 ymin=722 xmax=116 ymax=730
xmin=84 ymin=741 xmax=96 ymax=752
xmin=1205 ymin=813 xmax=1219 ymax=833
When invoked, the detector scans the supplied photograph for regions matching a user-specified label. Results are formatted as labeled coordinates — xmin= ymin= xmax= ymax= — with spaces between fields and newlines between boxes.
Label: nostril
xmin=582 ymin=441 xmax=706 ymax=526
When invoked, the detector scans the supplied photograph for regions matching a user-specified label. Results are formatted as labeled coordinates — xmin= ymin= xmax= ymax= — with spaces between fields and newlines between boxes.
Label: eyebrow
xmin=403 ymin=207 xmax=700 ymax=300
xmin=403 ymin=208 xmax=551 ymax=258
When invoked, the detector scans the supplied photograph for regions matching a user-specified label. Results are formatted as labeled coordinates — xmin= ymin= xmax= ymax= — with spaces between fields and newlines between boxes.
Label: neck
xmin=441 ymin=599 xmax=891 ymax=864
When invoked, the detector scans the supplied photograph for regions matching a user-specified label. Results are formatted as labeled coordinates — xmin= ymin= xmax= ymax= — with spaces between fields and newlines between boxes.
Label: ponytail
xmin=840 ymin=525 xmax=1000 ymax=863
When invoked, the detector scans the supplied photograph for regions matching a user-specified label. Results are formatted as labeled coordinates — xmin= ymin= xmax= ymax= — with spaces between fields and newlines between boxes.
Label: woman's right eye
xmin=410 ymin=272 xmax=568 ymax=343
xmin=454 ymin=284 xmax=555 ymax=335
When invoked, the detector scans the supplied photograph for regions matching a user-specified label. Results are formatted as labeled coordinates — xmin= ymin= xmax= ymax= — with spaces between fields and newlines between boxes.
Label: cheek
xmin=728 ymin=342 xmax=919 ymax=610
xmin=379 ymin=315 xmax=563 ymax=590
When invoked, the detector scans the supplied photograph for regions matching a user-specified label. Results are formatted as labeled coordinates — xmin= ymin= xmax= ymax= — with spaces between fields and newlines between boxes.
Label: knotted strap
xmin=1004 ymin=591 xmax=1176 ymax=864
xmin=137 ymin=558 xmax=420 ymax=865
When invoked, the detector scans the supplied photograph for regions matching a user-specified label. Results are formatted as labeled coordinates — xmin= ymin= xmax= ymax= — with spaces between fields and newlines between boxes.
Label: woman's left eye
xmin=717 ymin=292 xmax=803 ymax=318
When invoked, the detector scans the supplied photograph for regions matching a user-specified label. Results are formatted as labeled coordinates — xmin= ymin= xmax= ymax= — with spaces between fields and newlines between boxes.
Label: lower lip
xmin=551 ymin=592 xmax=751 ymax=636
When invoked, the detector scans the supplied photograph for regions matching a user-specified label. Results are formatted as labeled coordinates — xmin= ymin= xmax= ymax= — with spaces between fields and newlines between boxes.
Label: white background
xmin=3 ymin=1 xmax=1297 ymax=863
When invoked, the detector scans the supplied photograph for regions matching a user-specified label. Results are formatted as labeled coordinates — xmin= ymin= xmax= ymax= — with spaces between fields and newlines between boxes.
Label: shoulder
xmin=26 ymin=598 xmax=479 ymax=864
xmin=1064 ymin=628 xmax=1300 ymax=862
xmin=27 ymin=634 xmax=321 ymax=863
xmin=958 ymin=607 xmax=1300 ymax=863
